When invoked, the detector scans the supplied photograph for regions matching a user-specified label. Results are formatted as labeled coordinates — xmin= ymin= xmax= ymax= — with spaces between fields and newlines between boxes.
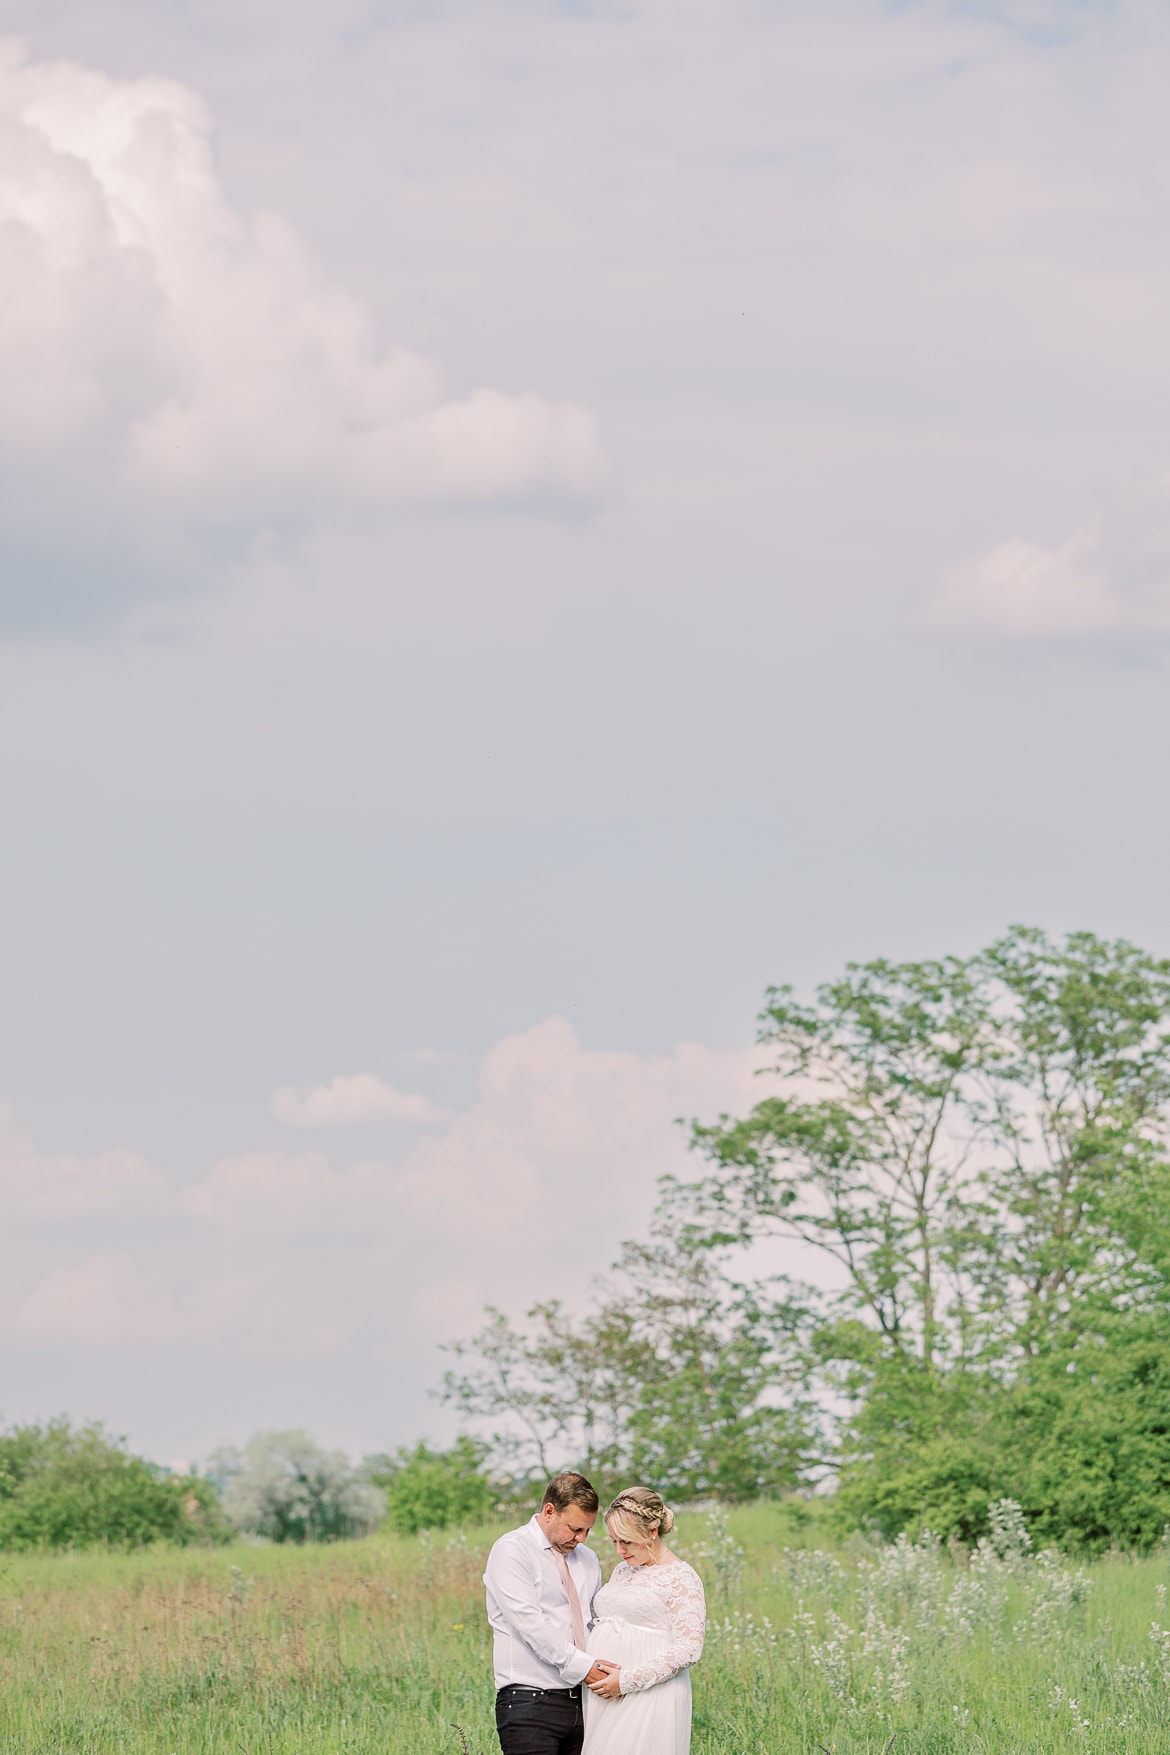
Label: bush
xmin=0 ymin=1419 xmax=228 ymax=1550
xmin=368 ymin=1438 xmax=494 ymax=1534
xmin=834 ymin=1329 xmax=1170 ymax=1553
xmin=835 ymin=1431 xmax=1003 ymax=1545
xmin=1014 ymin=1335 xmax=1170 ymax=1552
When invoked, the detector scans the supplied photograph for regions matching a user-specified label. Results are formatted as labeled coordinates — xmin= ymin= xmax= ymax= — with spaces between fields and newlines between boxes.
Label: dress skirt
xmin=582 ymin=1616 xmax=692 ymax=1755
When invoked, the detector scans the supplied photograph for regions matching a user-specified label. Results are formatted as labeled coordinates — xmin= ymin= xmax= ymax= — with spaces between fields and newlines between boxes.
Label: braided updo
xmin=605 ymin=1485 xmax=676 ymax=1549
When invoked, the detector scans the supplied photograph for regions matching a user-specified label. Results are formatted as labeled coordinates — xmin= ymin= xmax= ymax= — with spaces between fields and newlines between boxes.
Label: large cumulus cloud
xmin=0 ymin=39 xmax=606 ymax=629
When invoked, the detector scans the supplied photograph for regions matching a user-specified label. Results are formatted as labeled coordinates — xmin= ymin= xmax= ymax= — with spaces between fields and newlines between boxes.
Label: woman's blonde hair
xmin=605 ymin=1485 xmax=676 ymax=1547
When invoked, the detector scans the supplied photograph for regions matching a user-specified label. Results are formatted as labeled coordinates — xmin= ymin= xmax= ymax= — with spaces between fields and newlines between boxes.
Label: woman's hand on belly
xmin=586 ymin=1664 xmax=623 ymax=1700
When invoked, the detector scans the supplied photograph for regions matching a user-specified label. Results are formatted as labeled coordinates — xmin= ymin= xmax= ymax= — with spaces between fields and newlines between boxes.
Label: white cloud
xmin=15 ymin=1250 xmax=291 ymax=1350
xmin=386 ymin=1017 xmax=760 ymax=1248
xmin=0 ymin=1102 xmax=164 ymax=1221
xmin=0 ymin=37 xmax=607 ymax=562
xmin=184 ymin=1151 xmax=341 ymax=1236
xmin=271 ymin=1074 xmax=444 ymax=1128
xmin=933 ymin=536 xmax=1117 ymax=637
xmin=933 ymin=475 xmax=1170 ymax=641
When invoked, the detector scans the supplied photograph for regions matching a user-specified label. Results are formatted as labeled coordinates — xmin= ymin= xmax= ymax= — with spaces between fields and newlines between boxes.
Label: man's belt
xmin=496 ymin=1684 xmax=579 ymax=1697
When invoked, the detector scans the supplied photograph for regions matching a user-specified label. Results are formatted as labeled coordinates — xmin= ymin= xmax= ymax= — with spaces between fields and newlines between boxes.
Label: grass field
xmin=0 ymin=1503 xmax=1167 ymax=1753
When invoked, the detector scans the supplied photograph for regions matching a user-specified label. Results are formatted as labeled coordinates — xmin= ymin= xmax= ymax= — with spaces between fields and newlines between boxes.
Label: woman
xmin=582 ymin=1486 xmax=706 ymax=1755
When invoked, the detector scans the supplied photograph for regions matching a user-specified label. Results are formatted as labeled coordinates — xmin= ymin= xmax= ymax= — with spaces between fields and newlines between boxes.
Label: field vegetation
xmin=2 ymin=1501 xmax=1170 ymax=1754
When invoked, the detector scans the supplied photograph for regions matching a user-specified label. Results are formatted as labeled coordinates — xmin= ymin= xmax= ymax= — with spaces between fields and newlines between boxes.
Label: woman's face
xmin=608 ymin=1519 xmax=658 ymax=1566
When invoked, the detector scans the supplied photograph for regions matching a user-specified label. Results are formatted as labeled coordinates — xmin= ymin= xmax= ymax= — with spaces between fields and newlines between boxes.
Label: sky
xmin=2 ymin=0 xmax=1170 ymax=1469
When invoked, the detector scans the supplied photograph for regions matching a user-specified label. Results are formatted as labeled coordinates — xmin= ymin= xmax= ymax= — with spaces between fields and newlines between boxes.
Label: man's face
xmin=539 ymin=1499 xmax=596 ymax=1553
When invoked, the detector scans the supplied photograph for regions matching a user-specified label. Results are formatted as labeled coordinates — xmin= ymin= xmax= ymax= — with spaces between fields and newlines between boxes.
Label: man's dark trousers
xmin=495 ymin=1684 xmax=584 ymax=1755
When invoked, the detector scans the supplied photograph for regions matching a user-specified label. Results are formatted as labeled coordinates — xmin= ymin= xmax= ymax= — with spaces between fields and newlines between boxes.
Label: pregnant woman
xmin=582 ymin=1487 xmax=706 ymax=1755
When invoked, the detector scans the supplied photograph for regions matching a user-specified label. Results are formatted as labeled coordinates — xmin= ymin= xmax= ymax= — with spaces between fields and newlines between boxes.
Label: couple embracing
xmin=484 ymin=1472 xmax=706 ymax=1755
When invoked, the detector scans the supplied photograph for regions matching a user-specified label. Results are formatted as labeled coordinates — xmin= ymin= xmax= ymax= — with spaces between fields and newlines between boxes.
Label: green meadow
xmin=1 ymin=1503 xmax=1167 ymax=1754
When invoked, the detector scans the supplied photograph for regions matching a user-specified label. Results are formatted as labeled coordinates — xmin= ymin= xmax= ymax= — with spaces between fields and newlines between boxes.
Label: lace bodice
xmin=592 ymin=1559 xmax=706 ymax=1694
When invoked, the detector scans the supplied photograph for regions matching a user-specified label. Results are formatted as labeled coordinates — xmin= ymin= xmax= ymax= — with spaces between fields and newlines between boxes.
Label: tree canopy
xmin=444 ymin=928 xmax=1170 ymax=1550
xmin=441 ymin=1211 xmax=820 ymax=1503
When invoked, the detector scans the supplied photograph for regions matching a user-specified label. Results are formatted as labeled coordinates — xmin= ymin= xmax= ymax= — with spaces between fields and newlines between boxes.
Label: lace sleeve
xmin=619 ymin=1563 xmax=706 ymax=1694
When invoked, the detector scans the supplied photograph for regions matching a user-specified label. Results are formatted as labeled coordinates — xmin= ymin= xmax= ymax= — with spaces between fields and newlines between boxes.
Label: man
xmin=484 ymin=1471 xmax=614 ymax=1755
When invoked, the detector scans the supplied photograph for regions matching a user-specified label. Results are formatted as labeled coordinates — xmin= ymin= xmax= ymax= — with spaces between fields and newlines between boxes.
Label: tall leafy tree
xmin=441 ymin=1217 xmax=817 ymax=1499
xmin=618 ymin=1227 xmax=821 ymax=1499
xmin=681 ymin=928 xmax=1170 ymax=1545
xmin=440 ymin=1295 xmax=646 ymax=1483
xmin=685 ymin=929 xmax=1170 ymax=1367
xmin=975 ymin=927 xmax=1170 ymax=1356
xmin=684 ymin=953 xmax=999 ymax=1371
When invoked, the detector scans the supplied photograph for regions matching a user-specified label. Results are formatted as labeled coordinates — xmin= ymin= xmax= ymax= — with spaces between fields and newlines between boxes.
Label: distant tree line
xmin=0 ymin=1420 xmax=500 ymax=1551
xmin=443 ymin=928 xmax=1170 ymax=1553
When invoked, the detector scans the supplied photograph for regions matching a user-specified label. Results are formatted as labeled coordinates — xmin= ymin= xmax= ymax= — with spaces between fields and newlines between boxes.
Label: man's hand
xmin=586 ymin=1664 xmax=623 ymax=1700
xmin=583 ymin=1661 xmax=614 ymax=1688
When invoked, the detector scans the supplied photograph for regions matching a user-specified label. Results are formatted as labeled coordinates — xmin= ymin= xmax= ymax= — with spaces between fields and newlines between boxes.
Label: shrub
xmin=368 ymin=1438 xmax=494 ymax=1534
xmin=0 ymin=1419 xmax=228 ymax=1550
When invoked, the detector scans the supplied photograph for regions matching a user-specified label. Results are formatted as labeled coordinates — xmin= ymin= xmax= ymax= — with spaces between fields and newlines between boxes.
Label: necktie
xmin=553 ymin=1549 xmax=587 ymax=1650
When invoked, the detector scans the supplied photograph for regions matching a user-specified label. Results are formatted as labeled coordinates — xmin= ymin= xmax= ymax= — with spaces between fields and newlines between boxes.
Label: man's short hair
xmin=541 ymin=1471 xmax=599 ymax=1514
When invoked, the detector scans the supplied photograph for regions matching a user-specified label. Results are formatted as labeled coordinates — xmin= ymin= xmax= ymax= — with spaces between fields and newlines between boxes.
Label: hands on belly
xmin=586 ymin=1662 xmax=622 ymax=1700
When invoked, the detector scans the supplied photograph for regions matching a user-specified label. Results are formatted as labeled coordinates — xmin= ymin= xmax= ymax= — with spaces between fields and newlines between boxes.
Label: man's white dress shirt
xmin=484 ymin=1515 xmax=602 ymax=1691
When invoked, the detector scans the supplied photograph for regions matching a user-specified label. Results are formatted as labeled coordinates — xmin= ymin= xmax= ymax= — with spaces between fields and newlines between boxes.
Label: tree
xmin=440 ymin=1297 xmax=646 ymax=1485
xmin=0 ymin=1419 xmax=227 ymax=1550
xmin=681 ymin=929 xmax=1170 ymax=1546
xmin=210 ymin=1430 xmax=384 ymax=1542
xmin=441 ymin=1216 xmax=819 ymax=1499
xmin=367 ymin=1438 xmax=495 ymax=1534
xmin=976 ymin=928 xmax=1170 ymax=1357
xmin=684 ymin=951 xmax=998 ymax=1373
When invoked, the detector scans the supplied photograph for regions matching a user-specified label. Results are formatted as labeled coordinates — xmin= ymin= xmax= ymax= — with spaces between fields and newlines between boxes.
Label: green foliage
xmin=829 ymin=1331 xmax=1170 ymax=1554
xmin=688 ymin=951 xmax=998 ymax=1370
xmin=682 ymin=927 xmax=1170 ymax=1550
xmin=367 ymin=1438 xmax=494 ymax=1534
xmin=618 ymin=1235 xmax=818 ymax=1500
xmin=977 ymin=928 xmax=1170 ymax=1356
xmin=830 ymin=1366 xmax=1005 ymax=1544
xmin=442 ymin=1216 xmax=818 ymax=1501
xmin=1013 ymin=1328 xmax=1170 ymax=1552
xmin=0 ymin=1419 xmax=227 ymax=1551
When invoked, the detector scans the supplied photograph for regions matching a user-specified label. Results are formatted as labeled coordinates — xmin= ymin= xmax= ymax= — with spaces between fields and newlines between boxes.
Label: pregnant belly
xmin=582 ymin=1618 xmax=692 ymax=1754
xmin=587 ymin=1617 xmax=671 ymax=1667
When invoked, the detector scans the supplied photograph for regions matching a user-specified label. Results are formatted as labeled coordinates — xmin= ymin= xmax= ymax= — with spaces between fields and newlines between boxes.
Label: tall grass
xmin=0 ymin=1504 xmax=1167 ymax=1752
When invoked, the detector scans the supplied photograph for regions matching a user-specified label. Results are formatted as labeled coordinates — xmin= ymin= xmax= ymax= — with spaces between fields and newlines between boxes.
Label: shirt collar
xmin=530 ymin=1514 xmax=555 ymax=1551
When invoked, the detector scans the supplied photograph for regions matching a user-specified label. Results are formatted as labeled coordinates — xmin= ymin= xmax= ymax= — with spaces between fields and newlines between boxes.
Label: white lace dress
xmin=582 ymin=1559 xmax=706 ymax=1755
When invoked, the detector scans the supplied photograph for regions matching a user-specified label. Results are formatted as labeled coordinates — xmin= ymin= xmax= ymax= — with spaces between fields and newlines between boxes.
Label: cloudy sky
xmin=2 ymin=0 xmax=1169 ymax=1468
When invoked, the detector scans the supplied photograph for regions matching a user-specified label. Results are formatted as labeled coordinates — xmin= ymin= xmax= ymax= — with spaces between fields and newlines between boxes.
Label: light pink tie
xmin=553 ymin=1549 xmax=587 ymax=1650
